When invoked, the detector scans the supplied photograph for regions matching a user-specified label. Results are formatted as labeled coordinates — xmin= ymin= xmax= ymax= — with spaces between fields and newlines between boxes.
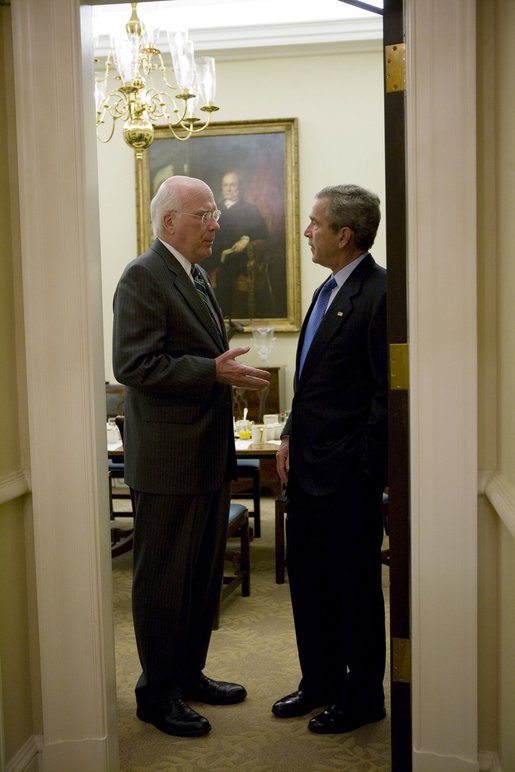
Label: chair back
xmin=106 ymin=383 xmax=125 ymax=418
xmin=233 ymin=383 xmax=270 ymax=423
xmin=114 ymin=415 xmax=125 ymax=441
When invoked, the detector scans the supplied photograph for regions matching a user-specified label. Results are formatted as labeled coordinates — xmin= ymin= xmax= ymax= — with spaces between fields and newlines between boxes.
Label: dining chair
xmin=106 ymin=382 xmax=133 ymax=554
xmin=213 ymin=501 xmax=251 ymax=629
xmin=233 ymin=459 xmax=261 ymax=537
xmin=109 ymin=415 xmax=135 ymax=557
xmin=233 ymin=382 xmax=270 ymax=425
xmin=274 ymin=493 xmax=287 ymax=584
xmin=110 ymin=417 xmax=252 ymax=621
xmin=380 ymin=490 xmax=390 ymax=566
xmin=232 ymin=383 xmax=269 ymax=538
xmin=106 ymin=382 xmax=125 ymax=418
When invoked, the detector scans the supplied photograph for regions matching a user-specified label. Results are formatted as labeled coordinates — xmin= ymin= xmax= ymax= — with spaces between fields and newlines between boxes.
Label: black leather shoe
xmin=137 ymin=699 xmax=211 ymax=737
xmin=308 ymin=703 xmax=386 ymax=734
xmin=272 ymin=690 xmax=324 ymax=718
xmin=183 ymin=674 xmax=247 ymax=705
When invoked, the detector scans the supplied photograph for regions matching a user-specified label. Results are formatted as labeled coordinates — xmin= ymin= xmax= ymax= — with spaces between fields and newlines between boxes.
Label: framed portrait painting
xmin=135 ymin=118 xmax=301 ymax=331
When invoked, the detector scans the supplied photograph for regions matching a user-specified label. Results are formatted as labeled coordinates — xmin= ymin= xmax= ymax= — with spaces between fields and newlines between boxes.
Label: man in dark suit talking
xmin=272 ymin=184 xmax=388 ymax=734
xmin=112 ymin=175 xmax=269 ymax=738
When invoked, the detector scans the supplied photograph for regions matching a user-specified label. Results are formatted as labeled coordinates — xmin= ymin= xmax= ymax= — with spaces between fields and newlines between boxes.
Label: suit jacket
xmin=201 ymin=199 xmax=269 ymax=284
xmin=208 ymin=198 xmax=269 ymax=268
xmin=112 ymin=239 xmax=237 ymax=495
xmin=285 ymin=253 xmax=388 ymax=497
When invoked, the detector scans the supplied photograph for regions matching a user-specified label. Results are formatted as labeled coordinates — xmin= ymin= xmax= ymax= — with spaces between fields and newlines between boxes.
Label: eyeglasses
xmin=172 ymin=209 xmax=221 ymax=225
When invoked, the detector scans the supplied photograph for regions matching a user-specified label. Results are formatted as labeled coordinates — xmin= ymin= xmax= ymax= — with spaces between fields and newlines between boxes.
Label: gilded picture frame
xmin=135 ymin=118 xmax=301 ymax=331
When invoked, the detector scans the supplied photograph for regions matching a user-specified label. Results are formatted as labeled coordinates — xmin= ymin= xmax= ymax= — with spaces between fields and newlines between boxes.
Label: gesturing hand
xmin=215 ymin=347 xmax=271 ymax=389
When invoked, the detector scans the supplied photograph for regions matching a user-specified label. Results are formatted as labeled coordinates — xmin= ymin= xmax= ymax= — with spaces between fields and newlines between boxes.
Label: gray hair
xmin=316 ymin=184 xmax=381 ymax=251
xmin=150 ymin=178 xmax=180 ymax=238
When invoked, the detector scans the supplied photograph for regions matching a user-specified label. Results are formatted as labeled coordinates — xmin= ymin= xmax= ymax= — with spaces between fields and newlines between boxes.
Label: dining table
xmin=107 ymin=437 xmax=280 ymax=461
xmin=234 ymin=438 xmax=280 ymax=458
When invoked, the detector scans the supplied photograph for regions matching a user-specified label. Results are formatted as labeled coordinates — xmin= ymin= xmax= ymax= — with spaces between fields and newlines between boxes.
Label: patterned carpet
xmin=112 ymin=499 xmax=391 ymax=771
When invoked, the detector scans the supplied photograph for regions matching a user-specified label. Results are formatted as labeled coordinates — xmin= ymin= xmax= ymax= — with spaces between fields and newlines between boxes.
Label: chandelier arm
xmin=166 ymin=116 xmax=209 ymax=142
xmin=94 ymin=52 xmax=112 ymax=89
xmin=179 ymin=110 xmax=218 ymax=135
xmin=151 ymin=51 xmax=179 ymax=91
xmin=96 ymin=120 xmax=117 ymax=144
xmin=165 ymin=126 xmax=195 ymax=142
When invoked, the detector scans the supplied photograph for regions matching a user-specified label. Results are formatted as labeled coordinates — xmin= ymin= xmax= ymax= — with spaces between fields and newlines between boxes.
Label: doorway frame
xmin=9 ymin=1 xmax=479 ymax=769
xmin=406 ymin=3 xmax=478 ymax=770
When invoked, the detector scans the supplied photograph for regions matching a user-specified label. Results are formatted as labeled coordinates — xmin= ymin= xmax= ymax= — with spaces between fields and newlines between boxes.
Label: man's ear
xmin=338 ymin=225 xmax=353 ymax=248
xmin=163 ymin=212 xmax=175 ymax=232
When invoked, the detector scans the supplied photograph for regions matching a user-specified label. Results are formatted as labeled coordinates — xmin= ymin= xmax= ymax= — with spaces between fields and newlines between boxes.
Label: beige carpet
xmin=112 ymin=498 xmax=391 ymax=771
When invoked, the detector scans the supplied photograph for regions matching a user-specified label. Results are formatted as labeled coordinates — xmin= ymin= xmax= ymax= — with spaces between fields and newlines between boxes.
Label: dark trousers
xmin=286 ymin=472 xmax=386 ymax=710
xmin=131 ymin=483 xmax=231 ymax=707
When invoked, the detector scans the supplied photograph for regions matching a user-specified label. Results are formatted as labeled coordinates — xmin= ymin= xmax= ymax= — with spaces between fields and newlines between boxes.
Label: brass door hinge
xmin=389 ymin=343 xmax=409 ymax=391
xmin=392 ymin=637 xmax=411 ymax=683
xmin=385 ymin=43 xmax=406 ymax=93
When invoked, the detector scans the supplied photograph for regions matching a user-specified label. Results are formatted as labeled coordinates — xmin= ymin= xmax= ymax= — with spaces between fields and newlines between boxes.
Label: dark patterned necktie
xmin=298 ymin=276 xmax=337 ymax=374
xmin=191 ymin=263 xmax=222 ymax=334
xmin=191 ymin=263 xmax=211 ymax=307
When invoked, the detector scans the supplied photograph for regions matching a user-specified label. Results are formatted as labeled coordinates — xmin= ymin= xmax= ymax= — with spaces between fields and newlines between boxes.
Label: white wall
xmin=97 ymin=44 xmax=385 ymax=410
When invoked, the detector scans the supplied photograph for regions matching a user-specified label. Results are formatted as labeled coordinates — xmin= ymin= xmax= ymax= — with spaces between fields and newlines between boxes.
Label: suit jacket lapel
xmin=152 ymin=240 xmax=227 ymax=350
xmin=198 ymin=263 xmax=229 ymax=347
xmin=296 ymin=254 xmax=374 ymax=382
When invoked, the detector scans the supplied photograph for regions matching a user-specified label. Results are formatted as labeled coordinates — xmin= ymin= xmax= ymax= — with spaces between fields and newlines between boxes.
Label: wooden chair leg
xmin=275 ymin=495 xmax=287 ymax=584
xmin=381 ymin=491 xmax=390 ymax=566
xmin=240 ymin=516 xmax=250 ymax=596
xmin=213 ymin=504 xmax=251 ymax=628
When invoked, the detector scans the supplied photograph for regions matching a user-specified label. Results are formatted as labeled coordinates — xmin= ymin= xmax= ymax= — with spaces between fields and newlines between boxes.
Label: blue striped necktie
xmin=299 ymin=276 xmax=337 ymax=374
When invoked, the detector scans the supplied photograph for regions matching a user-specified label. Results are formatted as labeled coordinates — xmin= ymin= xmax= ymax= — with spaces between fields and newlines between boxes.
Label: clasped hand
xmin=215 ymin=346 xmax=270 ymax=389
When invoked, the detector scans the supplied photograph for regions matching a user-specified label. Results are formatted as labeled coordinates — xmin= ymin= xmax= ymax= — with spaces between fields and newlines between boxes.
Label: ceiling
xmin=92 ymin=0 xmax=383 ymax=60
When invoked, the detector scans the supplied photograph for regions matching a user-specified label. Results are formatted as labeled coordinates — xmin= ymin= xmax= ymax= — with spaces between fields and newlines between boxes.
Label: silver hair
xmin=150 ymin=178 xmax=180 ymax=238
xmin=316 ymin=184 xmax=381 ymax=251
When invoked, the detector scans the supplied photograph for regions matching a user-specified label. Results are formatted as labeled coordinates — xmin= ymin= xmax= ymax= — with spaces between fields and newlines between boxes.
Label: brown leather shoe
xmin=272 ymin=690 xmax=324 ymax=718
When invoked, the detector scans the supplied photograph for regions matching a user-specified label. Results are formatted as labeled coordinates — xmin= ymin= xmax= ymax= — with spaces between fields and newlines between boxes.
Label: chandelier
xmin=94 ymin=2 xmax=219 ymax=157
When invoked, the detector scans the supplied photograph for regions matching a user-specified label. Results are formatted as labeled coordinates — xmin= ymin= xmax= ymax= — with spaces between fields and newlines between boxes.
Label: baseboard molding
xmin=0 ymin=469 xmax=30 ymax=507
xmin=479 ymin=750 xmax=502 ymax=772
xmin=5 ymin=734 xmax=41 ymax=772
xmin=482 ymin=470 xmax=515 ymax=540
xmin=413 ymin=749 xmax=482 ymax=771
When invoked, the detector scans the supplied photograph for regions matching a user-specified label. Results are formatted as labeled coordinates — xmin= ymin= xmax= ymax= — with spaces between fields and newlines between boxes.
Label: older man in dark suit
xmin=112 ymin=175 xmax=269 ymax=738
xmin=272 ymin=184 xmax=388 ymax=734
